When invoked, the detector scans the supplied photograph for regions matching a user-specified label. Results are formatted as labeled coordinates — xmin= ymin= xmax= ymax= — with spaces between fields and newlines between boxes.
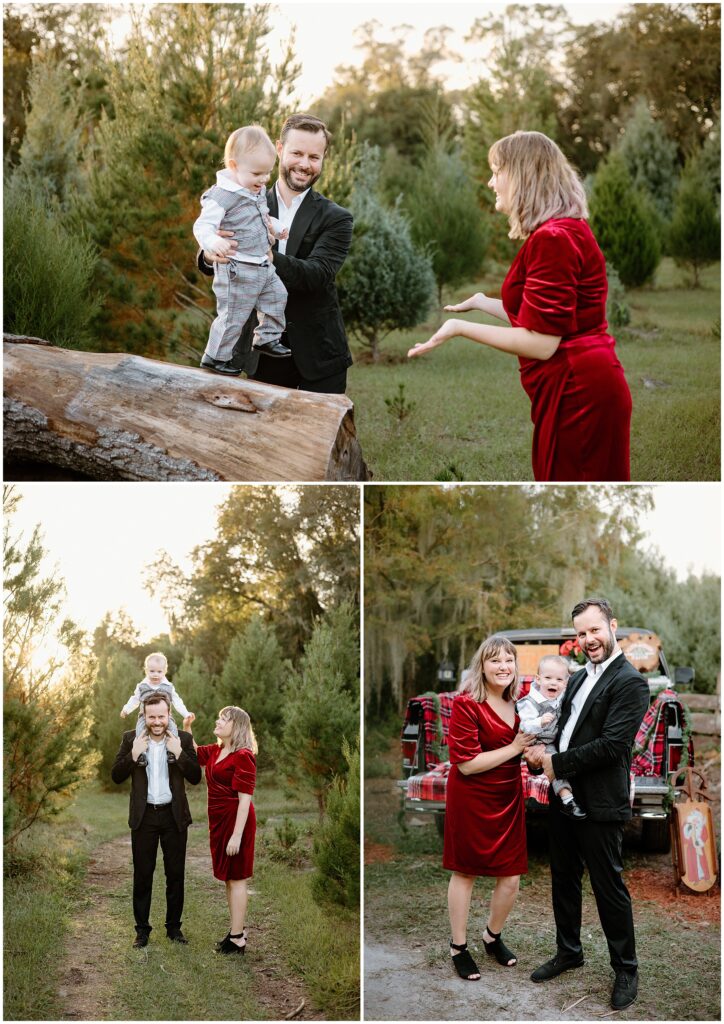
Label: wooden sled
xmin=668 ymin=766 xmax=718 ymax=894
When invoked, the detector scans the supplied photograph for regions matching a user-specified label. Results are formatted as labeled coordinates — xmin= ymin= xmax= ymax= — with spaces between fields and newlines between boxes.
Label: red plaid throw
xmin=631 ymin=688 xmax=694 ymax=776
xmin=401 ymin=692 xmax=457 ymax=767
xmin=407 ymin=762 xmax=450 ymax=801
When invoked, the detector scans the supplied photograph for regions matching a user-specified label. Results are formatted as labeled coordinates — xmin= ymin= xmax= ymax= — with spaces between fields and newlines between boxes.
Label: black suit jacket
xmin=551 ymin=652 xmax=649 ymax=821
xmin=111 ymin=729 xmax=201 ymax=832
xmin=198 ymin=185 xmax=354 ymax=381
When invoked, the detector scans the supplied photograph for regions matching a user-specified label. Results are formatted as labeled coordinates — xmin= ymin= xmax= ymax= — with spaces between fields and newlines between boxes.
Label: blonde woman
xmin=409 ymin=130 xmax=632 ymax=482
xmin=184 ymin=707 xmax=257 ymax=954
xmin=443 ymin=636 xmax=536 ymax=980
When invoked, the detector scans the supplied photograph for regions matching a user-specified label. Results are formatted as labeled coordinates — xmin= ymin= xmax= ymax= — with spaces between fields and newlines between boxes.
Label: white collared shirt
xmin=193 ymin=169 xmax=283 ymax=263
xmin=274 ymin=183 xmax=309 ymax=254
xmin=146 ymin=738 xmax=172 ymax=805
xmin=558 ymin=647 xmax=622 ymax=752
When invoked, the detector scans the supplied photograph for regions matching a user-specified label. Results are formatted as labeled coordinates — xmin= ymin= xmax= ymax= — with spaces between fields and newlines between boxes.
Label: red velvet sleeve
xmin=196 ymin=743 xmax=216 ymax=767
xmin=516 ymin=224 xmax=581 ymax=336
xmin=448 ymin=696 xmax=483 ymax=764
xmin=232 ymin=750 xmax=256 ymax=795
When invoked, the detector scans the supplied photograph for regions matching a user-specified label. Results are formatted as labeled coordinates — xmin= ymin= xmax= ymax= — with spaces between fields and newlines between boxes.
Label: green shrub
xmin=311 ymin=741 xmax=360 ymax=909
xmin=606 ymin=263 xmax=631 ymax=329
xmin=668 ymin=160 xmax=721 ymax=287
xmin=3 ymin=175 xmax=100 ymax=346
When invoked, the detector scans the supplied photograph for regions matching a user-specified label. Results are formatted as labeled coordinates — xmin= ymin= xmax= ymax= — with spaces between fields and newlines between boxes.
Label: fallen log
xmin=3 ymin=336 xmax=368 ymax=482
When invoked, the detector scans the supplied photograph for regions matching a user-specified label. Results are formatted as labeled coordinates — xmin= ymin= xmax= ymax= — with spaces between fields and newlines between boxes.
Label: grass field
xmin=347 ymin=259 xmax=720 ymax=482
xmin=4 ymin=776 xmax=359 ymax=1021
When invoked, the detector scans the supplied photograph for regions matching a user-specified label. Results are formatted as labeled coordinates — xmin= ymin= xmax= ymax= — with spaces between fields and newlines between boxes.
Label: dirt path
xmin=56 ymin=836 xmax=322 ymax=1020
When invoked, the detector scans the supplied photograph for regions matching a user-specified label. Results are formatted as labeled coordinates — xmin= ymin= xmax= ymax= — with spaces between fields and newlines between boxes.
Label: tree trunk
xmin=3 ymin=336 xmax=368 ymax=482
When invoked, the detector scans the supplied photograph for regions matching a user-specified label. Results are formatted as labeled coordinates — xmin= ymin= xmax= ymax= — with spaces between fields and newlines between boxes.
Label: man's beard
xmin=279 ymin=162 xmax=321 ymax=193
xmin=585 ymin=626 xmax=616 ymax=663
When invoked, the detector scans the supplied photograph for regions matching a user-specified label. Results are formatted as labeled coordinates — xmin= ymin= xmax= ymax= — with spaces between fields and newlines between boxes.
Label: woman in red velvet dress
xmin=408 ymin=130 xmax=632 ymax=482
xmin=443 ymin=635 xmax=535 ymax=980
xmin=185 ymin=706 xmax=257 ymax=955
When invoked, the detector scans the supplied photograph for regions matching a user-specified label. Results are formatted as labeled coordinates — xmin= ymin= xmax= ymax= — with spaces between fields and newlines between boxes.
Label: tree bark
xmin=3 ymin=336 xmax=368 ymax=482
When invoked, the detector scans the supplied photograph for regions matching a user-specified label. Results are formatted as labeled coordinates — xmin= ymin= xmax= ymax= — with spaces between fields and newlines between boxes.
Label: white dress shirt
xmin=274 ymin=183 xmax=309 ymax=254
xmin=558 ymin=647 xmax=622 ymax=752
xmin=193 ymin=169 xmax=284 ymax=262
xmin=146 ymin=738 xmax=172 ymax=805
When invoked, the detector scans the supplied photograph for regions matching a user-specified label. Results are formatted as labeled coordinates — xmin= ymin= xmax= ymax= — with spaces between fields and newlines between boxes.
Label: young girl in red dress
xmin=185 ymin=705 xmax=257 ymax=955
xmin=408 ymin=130 xmax=633 ymax=482
xmin=443 ymin=635 xmax=536 ymax=980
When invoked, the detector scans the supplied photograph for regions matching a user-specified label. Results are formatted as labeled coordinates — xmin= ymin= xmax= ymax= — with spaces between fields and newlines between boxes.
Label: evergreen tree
xmin=311 ymin=741 xmax=360 ymax=909
xmin=219 ymin=617 xmax=287 ymax=767
xmin=589 ymin=152 xmax=661 ymax=287
xmin=404 ymin=143 xmax=489 ymax=307
xmin=92 ymin=647 xmax=141 ymax=787
xmin=338 ymin=149 xmax=435 ymax=361
xmin=172 ymin=653 xmax=219 ymax=745
xmin=616 ymin=98 xmax=679 ymax=224
xmin=278 ymin=604 xmax=360 ymax=815
xmin=667 ymin=159 xmax=721 ymax=287
xmin=3 ymin=486 xmax=97 ymax=844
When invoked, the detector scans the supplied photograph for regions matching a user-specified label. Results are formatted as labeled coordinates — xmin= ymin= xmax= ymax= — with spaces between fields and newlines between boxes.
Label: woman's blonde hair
xmin=224 ymin=125 xmax=276 ymax=168
xmin=488 ymin=130 xmax=588 ymax=240
xmin=466 ymin=635 xmax=520 ymax=703
xmin=218 ymin=706 xmax=258 ymax=755
xmin=144 ymin=651 xmax=168 ymax=673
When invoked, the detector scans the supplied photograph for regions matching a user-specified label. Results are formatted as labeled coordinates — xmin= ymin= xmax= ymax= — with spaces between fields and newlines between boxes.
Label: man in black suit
xmin=198 ymin=113 xmax=354 ymax=393
xmin=111 ymin=692 xmax=201 ymax=948
xmin=528 ymin=598 xmax=649 ymax=1011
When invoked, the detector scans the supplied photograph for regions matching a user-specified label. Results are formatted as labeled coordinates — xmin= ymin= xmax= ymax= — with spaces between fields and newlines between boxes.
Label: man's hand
xmin=166 ymin=733 xmax=182 ymax=759
xmin=226 ymin=832 xmax=242 ymax=857
xmin=542 ymin=753 xmax=555 ymax=781
xmin=203 ymin=228 xmax=237 ymax=265
xmin=526 ymin=743 xmax=546 ymax=768
xmin=131 ymin=732 xmax=149 ymax=762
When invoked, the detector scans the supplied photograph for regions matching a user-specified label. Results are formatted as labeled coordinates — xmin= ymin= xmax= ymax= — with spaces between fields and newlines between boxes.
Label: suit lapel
xmin=569 ymin=652 xmax=627 ymax=742
xmin=285 ymin=190 xmax=318 ymax=257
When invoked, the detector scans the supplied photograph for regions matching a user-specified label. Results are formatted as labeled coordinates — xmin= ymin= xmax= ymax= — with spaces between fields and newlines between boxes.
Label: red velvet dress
xmin=197 ymin=744 xmax=256 ymax=881
xmin=442 ymin=694 xmax=527 ymax=877
xmin=501 ymin=217 xmax=632 ymax=482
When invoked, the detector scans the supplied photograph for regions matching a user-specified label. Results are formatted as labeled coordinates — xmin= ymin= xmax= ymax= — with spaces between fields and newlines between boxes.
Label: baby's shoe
xmin=560 ymin=798 xmax=587 ymax=820
xmin=136 ymin=753 xmax=148 ymax=767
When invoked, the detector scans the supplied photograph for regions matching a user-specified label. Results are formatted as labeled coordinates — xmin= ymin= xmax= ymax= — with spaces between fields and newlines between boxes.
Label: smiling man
xmin=198 ymin=112 xmax=354 ymax=394
xmin=528 ymin=598 xmax=649 ymax=1011
xmin=111 ymin=692 xmax=201 ymax=948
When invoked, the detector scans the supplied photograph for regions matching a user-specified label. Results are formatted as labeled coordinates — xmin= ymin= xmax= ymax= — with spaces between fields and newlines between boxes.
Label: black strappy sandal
xmin=450 ymin=940 xmax=480 ymax=980
xmin=218 ymin=929 xmax=247 ymax=955
xmin=483 ymin=927 xmax=517 ymax=967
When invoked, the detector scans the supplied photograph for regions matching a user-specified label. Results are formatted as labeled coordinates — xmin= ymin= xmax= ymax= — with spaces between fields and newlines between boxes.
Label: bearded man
xmin=527 ymin=598 xmax=649 ymax=1011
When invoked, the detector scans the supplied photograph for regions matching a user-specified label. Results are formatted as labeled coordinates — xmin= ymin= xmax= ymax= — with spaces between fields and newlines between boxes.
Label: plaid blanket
xmin=401 ymin=691 xmax=456 ymax=766
xmin=631 ymin=688 xmax=693 ymax=777
xmin=407 ymin=762 xmax=450 ymax=801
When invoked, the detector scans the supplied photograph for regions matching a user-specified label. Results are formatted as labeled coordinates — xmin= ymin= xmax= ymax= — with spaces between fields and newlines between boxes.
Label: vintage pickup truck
xmin=398 ymin=627 xmax=695 ymax=852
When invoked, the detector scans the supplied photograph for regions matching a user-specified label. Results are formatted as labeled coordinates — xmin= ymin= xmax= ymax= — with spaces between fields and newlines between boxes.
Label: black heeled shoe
xmin=450 ymin=940 xmax=480 ymax=980
xmin=218 ymin=929 xmax=246 ymax=954
xmin=483 ymin=927 xmax=517 ymax=967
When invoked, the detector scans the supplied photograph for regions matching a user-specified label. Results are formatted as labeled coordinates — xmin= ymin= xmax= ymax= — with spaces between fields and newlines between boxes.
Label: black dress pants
xmin=250 ymin=352 xmax=348 ymax=394
xmin=131 ymin=804 xmax=187 ymax=934
xmin=548 ymin=806 xmax=637 ymax=972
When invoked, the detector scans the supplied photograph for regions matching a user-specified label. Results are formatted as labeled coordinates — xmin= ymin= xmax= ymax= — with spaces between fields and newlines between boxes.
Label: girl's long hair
xmin=466 ymin=635 xmax=520 ymax=703
xmin=218 ymin=706 xmax=258 ymax=754
xmin=488 ymin=130 xmax=588 ymax=240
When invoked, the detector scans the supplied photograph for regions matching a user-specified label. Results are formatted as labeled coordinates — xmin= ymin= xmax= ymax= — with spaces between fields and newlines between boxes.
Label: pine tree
xmin=589 ymin=152 xmax=661 ymax=287
xmin=338 ymin=148 xmax=435 ymax=361
xmin=617 ymin=98 xmax=679 ymax=223
xmin=278 ymin=603 xmax=360 ymax=815
xmin=92 ymin=647 xmax=142 ymax=787
xmin=404 ymin=143 xmax=489 ymax=307
xmin=4 ymin=486 xmax=98 ymax=844
xmin=667 ymin=159 xmax=720 ymax=287
xmin=311 ymin=741 xmax=360 ymax=909
xmin=171 ymin=653 xmax=219 ymax=745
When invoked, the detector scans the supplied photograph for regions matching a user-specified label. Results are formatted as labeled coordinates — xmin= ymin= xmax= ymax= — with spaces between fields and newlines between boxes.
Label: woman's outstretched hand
xmin=407 ymin=319 xmax=460 ymax=359
xmin=444 ymin=292 xmax=485 ymax=313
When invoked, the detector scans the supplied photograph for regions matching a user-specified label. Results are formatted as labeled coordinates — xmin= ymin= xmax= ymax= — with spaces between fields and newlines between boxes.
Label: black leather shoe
xmin=531 ymin=954 xmax=585 ymax=982
xmin=611 ymin=969 xmax=638 ymax=1009
xmin=167 ymin=928 xmax=188 ymax=944
xmin=560 ymin=799 xmax=587 ymax=820
xmin=133 ymin=932 xmax=149 ymax=948
xmin=253 ymin=339 xmax=292 ymax=358
xmin=200 ymin=356 xmax=242 ymax=375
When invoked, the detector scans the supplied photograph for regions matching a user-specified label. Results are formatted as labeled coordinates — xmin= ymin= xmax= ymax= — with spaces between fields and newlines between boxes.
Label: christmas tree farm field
xmin=346 ymin=259 xmax=720 ymax=482
xmin=4 ymin=778 xmax=359 ymax=1021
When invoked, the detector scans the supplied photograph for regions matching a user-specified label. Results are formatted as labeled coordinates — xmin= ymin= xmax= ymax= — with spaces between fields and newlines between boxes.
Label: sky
xmin=106 ymin=1 xmax=631 ymax=105
xmin=8 ymin=483 xmax=721 ymax=645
